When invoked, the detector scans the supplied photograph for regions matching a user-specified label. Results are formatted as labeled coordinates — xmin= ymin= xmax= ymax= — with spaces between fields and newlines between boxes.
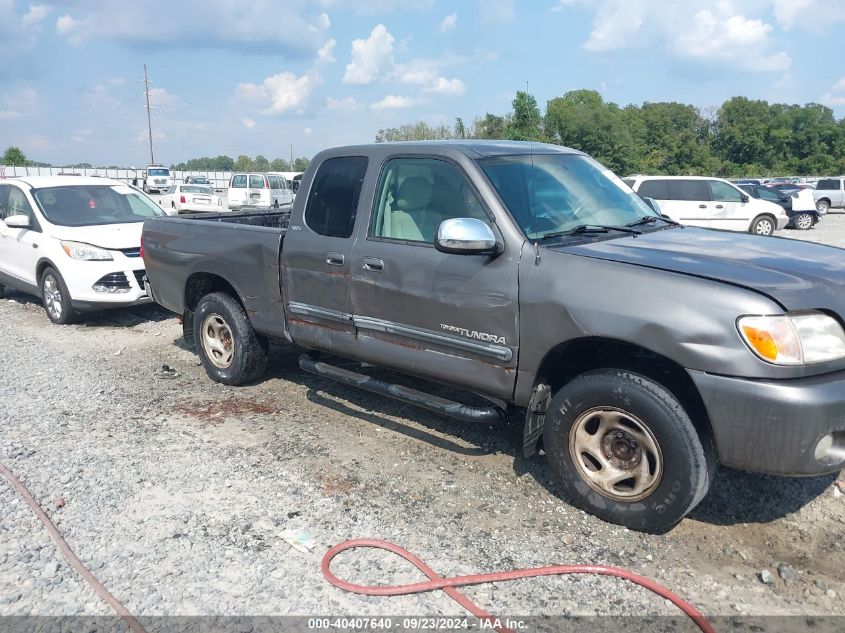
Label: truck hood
xmin=551 ymin=227 xmax=845 ymax=313
xmin=52 ymin=223 xmax=143 ymax=250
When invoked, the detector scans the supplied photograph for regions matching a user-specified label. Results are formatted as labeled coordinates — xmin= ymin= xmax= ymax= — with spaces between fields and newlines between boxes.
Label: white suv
xmin=0 ymin=176 xmax=166 ymax=324
xmin=624 ymin=175 xmax=789 ymax=236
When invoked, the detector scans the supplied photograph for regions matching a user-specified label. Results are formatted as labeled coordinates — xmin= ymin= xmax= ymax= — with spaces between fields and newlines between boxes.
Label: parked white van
xmin=227 ymin=173 xmax=293 ymax=209
xmin=624 ymin=175 xmax=789 ymax=236
xmin=266 ymin=173 xmax=294 ymax=207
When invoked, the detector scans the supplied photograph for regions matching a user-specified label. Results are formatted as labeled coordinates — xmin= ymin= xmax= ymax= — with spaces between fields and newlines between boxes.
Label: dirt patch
xmin=175 ymin=399 xmax=282 ymax=421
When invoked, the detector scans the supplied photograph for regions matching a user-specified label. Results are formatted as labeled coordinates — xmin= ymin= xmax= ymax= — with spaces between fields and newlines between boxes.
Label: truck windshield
xmin=148 ymin=168 xmax=169 ymax=176
xmin=32 ymin=184 xmax=166 ymax=227
xmin=477 ymin=154 xmax=660 ymax=240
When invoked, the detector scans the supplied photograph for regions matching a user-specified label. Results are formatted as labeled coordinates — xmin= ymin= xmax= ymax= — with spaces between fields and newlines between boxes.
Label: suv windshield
xmin=478 ymin=154 xmax=659 ymax=239
xmin=148 ymin=168 xmax=169 ymax=176
xmin=32 ymin=184 xmax=166 ymax=227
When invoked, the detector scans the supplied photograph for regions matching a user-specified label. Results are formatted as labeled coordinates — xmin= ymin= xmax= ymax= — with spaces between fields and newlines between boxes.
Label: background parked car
xmin=739 ymin=184 xmax=819 ymax=230
xmin=0 ymin=176 xmax=163 ymax=323
xmin=731 ymin=179 xmax=761 ymax=186
xmin=266 ymin=173 xmax=294 ymax=207
xmin=624 ymin=175 xmax=788 ymax=235
xmin=160 ymin=184 xmax=223 ymax=213
xmin=227 ymin=173 xmax=289 ymax=209
xmin=813 ymin=178 xmax=845 ymax=213
xmin=184 ymin=176 xmax=212 ymax=186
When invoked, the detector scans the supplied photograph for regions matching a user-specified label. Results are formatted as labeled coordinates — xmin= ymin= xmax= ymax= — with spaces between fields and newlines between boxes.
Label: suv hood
xmin=552 ymin=227 xmax=845 ymax=312
xmin=52 ymin=223 xmax=143 ymax=250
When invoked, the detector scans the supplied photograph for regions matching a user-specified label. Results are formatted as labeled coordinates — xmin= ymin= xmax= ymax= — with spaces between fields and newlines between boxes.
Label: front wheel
xmin=193 ymin=292 xmax=267 ymax=385
xmin=749 ymin=215 xmax=775 ymax=236
xmin=793 ymin=212 xmax=814 ymax=230
xmin=543 ymin=369 xmax=714 ymax=532
xmin=40 ymin=267 xmax=77 ymax=325
xmin=816 ymin=200 xmax=830 ymax=214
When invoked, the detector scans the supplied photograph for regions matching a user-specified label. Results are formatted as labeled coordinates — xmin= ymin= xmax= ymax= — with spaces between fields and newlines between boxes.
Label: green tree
xmin=376 ymin=121 xmax=454 ymax=142
xmin=234 ymin=154 xmax=253 ymax=171
xmin=507 ymin=91 xmax=543 ymax=141
xmin=3 ymin=146 xmax=28 ymax=166
xmin=270 ymin=158 xmax=290 ymax=171
xmin=253 ymin=155 xmax=270 ymax=172
xmin=455 ymin=117 xmax=466 ymax=139
xmin=292 ymin=157 xmax=310 ymax=172
xmin=471 ymin=113 xmax=509 ymax=139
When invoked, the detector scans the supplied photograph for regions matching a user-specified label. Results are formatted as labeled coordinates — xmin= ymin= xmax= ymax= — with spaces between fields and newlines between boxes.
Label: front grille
xmin=94 ymin=273 xmax=130 ymax=290
xmin=120 ymin=247 xmax=141 ymax=258
xmin=133 ymin=270 xmax=146 ymax=289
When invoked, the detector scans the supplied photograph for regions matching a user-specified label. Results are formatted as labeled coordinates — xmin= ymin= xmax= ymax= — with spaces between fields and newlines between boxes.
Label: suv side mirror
xmin=4 ymin=214 xmax=31 ymax=229
xmin=435 ymin=218 xmax=501 ymax=256
xmin=740 ymin=193 xmax=749 ymax=203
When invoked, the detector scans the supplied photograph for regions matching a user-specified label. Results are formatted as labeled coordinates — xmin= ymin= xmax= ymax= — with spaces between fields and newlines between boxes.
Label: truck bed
xmin=177 ymin=208 xmax=290 ymax=229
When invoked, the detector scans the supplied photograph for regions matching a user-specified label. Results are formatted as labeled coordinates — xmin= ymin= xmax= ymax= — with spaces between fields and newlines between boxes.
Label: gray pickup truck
xmin=143 ymin=141 xmax=845 ymax=532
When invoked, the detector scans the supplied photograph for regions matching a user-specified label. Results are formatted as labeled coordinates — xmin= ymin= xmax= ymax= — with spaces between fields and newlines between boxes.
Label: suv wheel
xmin=816 ymin=200 xmax=830 ymax=214
xmin=543 ymin=369 xmax=714 ymax=533
xmin=749 ymin=215 xmax=775 ymax=236
xmin=193 ymin=292 xmax=267 ymax=385
xmin=794 ymin=212 xmax=814 ymax=231
xmin=40 ymin=267 xmax=77 ymax=325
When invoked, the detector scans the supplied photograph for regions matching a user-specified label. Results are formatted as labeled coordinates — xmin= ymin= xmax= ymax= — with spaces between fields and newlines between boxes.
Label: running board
xmin=298 ymin=353 xmax=504 ymax=423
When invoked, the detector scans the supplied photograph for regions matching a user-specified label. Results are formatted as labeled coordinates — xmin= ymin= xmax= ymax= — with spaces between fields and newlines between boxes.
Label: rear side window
xmin=637 ymin=179 xmax=670 ymax=200
xmin=304 ymin=156 xmax=368 ymax=238
xmin=756 ymin=187 xmax=782 ymax=202
xmin=268 ymin=175 xmax=281 ymax=190
xmin=668 ymin=180 xmax=709 ymax=202
xmin=708 ymin=180 xmax=743 ymax=202
xmin=231 ymin=175 xmax=247 ymax=188
xmin=816 ymin=179 xmax=841 ymax=190
xmin=249 ymin=175 xmax=266 ymax=189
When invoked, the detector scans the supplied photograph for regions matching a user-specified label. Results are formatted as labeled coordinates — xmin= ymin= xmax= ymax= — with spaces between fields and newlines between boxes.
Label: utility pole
xmin=143 ymin=64 xmax=155 ymax=165
xmin=290 ymin=144 xmax=293 ymax=169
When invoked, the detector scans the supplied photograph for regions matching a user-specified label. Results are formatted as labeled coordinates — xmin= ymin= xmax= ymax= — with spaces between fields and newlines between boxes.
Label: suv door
xmin=282 ymin=156 xmax=369 ymax=358
xmin=0 ymin=185 xmax=41 ymax=289
xmin=349 ymin=156 xmax=519 ymax=400
xmin=708 ymin=180 xmax=751 ymax=230
xmin=666 ymin=180 xmax=711 ymax=227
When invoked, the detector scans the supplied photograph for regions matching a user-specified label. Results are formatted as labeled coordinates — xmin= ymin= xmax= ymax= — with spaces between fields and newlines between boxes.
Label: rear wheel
xmin=543 ymin=369 xmax=714 ymax=532
xmin=193 ymin=292 xmax=267 ymax=385
xmin=749 ymin=215 xmax=775 ymax=236
xmin=40 ymin=267 xmax=77 ymax=325
xmin=794 ymin=212 xmax=814 ymax=230
xmin=816 ymin=200 xmax=830 ymax=214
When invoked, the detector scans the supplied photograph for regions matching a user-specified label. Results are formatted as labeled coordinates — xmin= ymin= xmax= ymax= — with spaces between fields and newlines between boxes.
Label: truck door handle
xmin=715 ymin=204 xmax=724 ymax=209
xmin=326 ymin=252 xmax=345 ymax=266
xmin=698 ymin=204 xmax=708 ymax=209
xmin=362 ymin=257 xmax=384 ymax=272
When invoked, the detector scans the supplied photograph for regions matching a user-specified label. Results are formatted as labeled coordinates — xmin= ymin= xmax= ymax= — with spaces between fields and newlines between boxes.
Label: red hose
xmin=322 ymin=539 xmax=716 ymax=633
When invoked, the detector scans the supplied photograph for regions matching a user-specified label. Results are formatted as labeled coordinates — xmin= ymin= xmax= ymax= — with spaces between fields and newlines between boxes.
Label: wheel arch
xmin=529 ymin=337 xmax=714 ymax=456
xmin=184 ymin=272 xmax=246 ymax=313
xmin=36 ymin=257 xmax=61 ymax=283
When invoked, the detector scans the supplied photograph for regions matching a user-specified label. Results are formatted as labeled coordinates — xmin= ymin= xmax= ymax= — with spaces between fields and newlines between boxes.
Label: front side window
xmin=371 ymin=158 xmax=489 ymax=243
xmin=757 ymin=187 xmax=782 ymax=202
xmin=709 ymin=181 xmax=744 ymax=203
xmin=668 ymin=180 xmax=710 ymax=202
xmin=304 ymin=156 xmax=368 ymax=238
xmin=231 ymin=175 xmax=247 ymax=188
xmin=478 ymin=154 xmax=655 ymax=239
xmin=32 ymin=185 xmax=165 ymax=227
xmin=7 ymin=186 xmax=34 ymax=219
xmin=249 ymin=175 xmax=266 ymax=189
xmin=816 ymin=179 xmax=841 ymax=191
xmin=268 ymin=175 xmax=281 ymax=190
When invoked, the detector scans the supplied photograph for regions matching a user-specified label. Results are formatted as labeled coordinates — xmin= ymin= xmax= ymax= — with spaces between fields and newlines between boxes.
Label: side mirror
xmin=4 ymin=214 xmax=31 ymax=229
xmin=740 ymin=193 xmax=749 ymax=203
xmin=435 ymin=218 xmax=501 ymax=255
xmin=641 ymin=196 xmax=661 ymax=214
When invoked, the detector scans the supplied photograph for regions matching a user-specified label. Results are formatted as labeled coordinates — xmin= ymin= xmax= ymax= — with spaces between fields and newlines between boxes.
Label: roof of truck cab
xmin=321 ymin=140 xmax=583 ymax=159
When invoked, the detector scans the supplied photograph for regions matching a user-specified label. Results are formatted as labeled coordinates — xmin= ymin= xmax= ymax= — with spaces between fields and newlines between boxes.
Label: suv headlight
xmin=738 ymin=312 xmax=845 ymax=365
xmin=61 ymin=241 xmax=113 ymax=261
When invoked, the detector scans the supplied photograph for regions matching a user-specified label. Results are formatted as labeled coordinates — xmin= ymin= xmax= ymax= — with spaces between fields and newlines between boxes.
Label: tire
xmin=793 ymin=212 xmax=814 ymax=231
xmin=40 ymin=267 xmax=77 ymax=325
xmin=543 ymin=369 xmax=714 ymax=533
xmin=182 ymin=309 xmax=195 ymax=350
xmin=193 ymin=292 xmax=267 ymax=385
xmin=749 ymin=215 xmax=775 ymax=236
xmin=816 ymin=200 xmax=830 ymax=214
xmin=0 ymin=283 xmax=5 ymax=299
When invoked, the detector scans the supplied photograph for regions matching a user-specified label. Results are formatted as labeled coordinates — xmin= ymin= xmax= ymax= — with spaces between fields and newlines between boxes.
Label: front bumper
xmin=775 ymin=215 xmax=789 ymax=230
xmin=689 ymin=369 xmax=845 ymax=476
xmin=64 ymin=257 xmax=150 ymax=310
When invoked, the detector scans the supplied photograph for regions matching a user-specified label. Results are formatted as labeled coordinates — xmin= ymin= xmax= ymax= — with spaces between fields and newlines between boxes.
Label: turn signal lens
xmin=740 ymin=325 xmax=779 ymax=361
xmin=738 ymin=313 xmax=845 ymax=365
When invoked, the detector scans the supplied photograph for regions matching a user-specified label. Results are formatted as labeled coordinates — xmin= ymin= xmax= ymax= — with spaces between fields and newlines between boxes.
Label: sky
xmin=1 ymin=0 xmax=845 ymax=167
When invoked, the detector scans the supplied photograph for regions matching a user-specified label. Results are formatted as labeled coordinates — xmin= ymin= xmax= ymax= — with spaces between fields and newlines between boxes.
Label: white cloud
xmin=0 ymin=85 xmax=39 ymax=120
xmin=317 ymin=38 xmax=337 ymax=63
xmin=439 ymin=13 xmax=457 ymax=32
xmin=317 ymin=0 xmax=433 ymax=13
xmin=425 ymin=77 xmax=466 ymax=95
xmin=304 ymin=127 xmax=313 ymax=135
xmin=0 ymin=110 xmax=21 ymax=120
xmin=242 ymin=117 xmax=256 ymax=129
xmin=476 ymin=0 xmax=514 ymax=23
xmin=148 ymin=87 xmax=178 ymax=108
xmin=238 ymin=71 xmax=318 ymax=115
xmin=772 ymin=0 xmax=845 ymax=30
xmin=343 ymin=24 xmax=396 ymax=85
xmin=371 ymin=95 xmax=416 ymax=109
xmin=22 ymin=4 xmax=49 ymax=28
xmin=832 ymin=77 xmax=845 ymax=92
xmin=70 ymin=128 xmax=92 ymax=143
xmin=821 ymin=76 xmax=845 ymax=106
xmin=325 ymin=96 xmax=364 ymax=110
xmin=56 ymin=14 xmax=77 ymax=34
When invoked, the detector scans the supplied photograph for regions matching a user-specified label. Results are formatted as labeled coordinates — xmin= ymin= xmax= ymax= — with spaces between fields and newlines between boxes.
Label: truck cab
xmin=143 ymin=165 xmax=172 ymax=194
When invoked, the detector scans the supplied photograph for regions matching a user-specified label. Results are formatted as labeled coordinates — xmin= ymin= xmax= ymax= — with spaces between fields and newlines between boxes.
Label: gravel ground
xmin=1 ymin=214 xmax=844 ymax=627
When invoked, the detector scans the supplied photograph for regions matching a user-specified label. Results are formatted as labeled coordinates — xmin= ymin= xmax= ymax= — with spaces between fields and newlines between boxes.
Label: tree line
xmin=376 ymin=90 xmax=845 ymax=177
xmin=1 ymin=147 xmax=311 ymax=173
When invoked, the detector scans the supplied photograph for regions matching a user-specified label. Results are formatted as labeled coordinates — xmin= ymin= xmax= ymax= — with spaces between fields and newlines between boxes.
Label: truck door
xmin=282 ymin=156 xmax=369 ymax=358
xmin=349 ymin=156 xmax=519 ymax=400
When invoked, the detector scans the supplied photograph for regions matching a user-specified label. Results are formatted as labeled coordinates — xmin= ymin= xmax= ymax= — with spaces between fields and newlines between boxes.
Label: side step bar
xmin=298 ymin=353 xmax=504 ymax=423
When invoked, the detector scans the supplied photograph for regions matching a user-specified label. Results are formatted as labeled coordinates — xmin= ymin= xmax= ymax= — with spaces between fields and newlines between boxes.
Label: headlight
xmin=738 ymin=312 xmax=845 ymax=365
xmin=61 ymin=241 xmax=113 ymax=261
